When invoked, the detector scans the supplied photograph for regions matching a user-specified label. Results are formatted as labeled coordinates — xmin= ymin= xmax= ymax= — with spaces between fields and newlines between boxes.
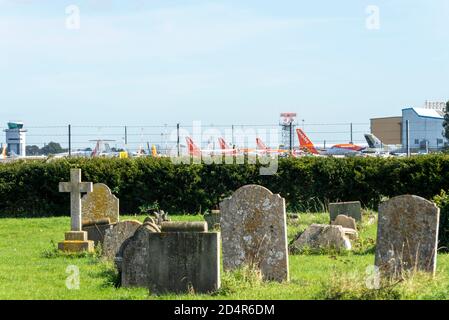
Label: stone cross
xmin=59 ymin=169 xmax=93 ymax=231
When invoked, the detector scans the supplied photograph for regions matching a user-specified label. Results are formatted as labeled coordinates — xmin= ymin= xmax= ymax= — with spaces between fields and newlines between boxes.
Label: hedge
xmin=1 ymin=155 xmax=449 ymax=217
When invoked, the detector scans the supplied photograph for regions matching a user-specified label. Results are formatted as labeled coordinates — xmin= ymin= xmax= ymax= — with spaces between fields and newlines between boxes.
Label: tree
xmin=443 ymin=101 xmax=449 ymax=143
xmin=40 ymin=142 xmax=67 ymax=155
xmin=26 ymin=145 xmax=40 ymax=156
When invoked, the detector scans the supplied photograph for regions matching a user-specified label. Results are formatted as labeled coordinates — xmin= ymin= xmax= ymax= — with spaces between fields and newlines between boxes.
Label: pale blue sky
xmin=1 ymin=0 xmax=448 ymax=130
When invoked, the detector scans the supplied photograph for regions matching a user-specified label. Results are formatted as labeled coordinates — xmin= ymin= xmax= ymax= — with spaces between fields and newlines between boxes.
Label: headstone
xmin=204 ymin=210 xmax=221 ymax=230
xmin=81 ymin=183 xmax=119 ymax=225
xmin=148 ymin=230 xmax=220 ymax=294
xmin=329 ymin=201 xmax=362 ymax=222
xmin=117 ymin=219 xmax=161 ymax=288
xmin=375 ymin=195 xmax=440 ymax=278
xmin=290 ymin=224 xmax=352 ymax=253
xmin=58 ymin=169 xmax=94 ymax=253
xmin=82 ymin=221 xmax=114 ymax=246
xmin=102 ymin=220 xmax=142 ymax=260
xmin=220 ymin=185 xmax=289 ymax=282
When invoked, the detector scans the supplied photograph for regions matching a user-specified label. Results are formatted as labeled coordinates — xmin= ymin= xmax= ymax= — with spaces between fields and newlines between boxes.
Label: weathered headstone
xmin=329 ymin=201 xmax=362 ymax=222
xmin=103 ymin=220 xmax=142 ymax=259
xmin=81 ymin=183 xmax=119 ymax=225
xmin=375 ymin=195 xmax=440 ymax=278
xmin=220 ymin=185 xmax=289 ymax=282
xmin=204 ymin=210 xmax=221 ymax=230
xmin=58 ymin=169 xmax=94 ymax=253
xmin=148 ymin=223 xmax=220 ymax=294
xmin=82 ymin=219 xmax=113 ymax=246
xmin=117 ymin=218 xmax=161 ymax=288
xmin=290 ymin=224 xmax=352 ymax=253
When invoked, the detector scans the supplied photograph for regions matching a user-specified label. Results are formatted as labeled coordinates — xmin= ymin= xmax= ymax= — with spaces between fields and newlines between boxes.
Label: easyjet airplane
xmin=296 ymin=129 xmax=365 ymax=156
xmin=255 ymin=138 xmax=290 ymax=155
xmin=218 ymin=138 xmax=256 ymax=155
xmin=185 ymin=137 xmax=238 ymax=157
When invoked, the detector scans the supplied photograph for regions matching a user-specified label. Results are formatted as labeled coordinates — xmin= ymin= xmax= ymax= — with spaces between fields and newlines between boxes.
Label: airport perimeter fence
xmin=0 ymin=122 xmax=385 ymax=155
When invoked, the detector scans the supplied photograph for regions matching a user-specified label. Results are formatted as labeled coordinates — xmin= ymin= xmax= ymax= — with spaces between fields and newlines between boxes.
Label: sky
xmin=0 ymin=0 xmax=448 ymax=148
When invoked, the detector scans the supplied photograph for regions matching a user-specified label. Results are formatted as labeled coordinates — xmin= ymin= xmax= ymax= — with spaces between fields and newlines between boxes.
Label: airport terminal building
xmin=370 ymin=101 xmax=448 ymax=151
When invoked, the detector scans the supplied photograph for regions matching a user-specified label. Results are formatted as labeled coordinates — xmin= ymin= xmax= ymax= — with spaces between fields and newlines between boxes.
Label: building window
xmin=437 ymin=139 xmax=443 ymax=145
xmin=414 ymin=139 xmax=419 ymax=145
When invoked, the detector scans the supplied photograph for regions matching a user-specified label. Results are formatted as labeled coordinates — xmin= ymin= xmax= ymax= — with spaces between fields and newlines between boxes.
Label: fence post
xmin=68 ymin=124 xmax=72 ymax=157
xmin=350 ymin=122 xmax=353 ymax=144
xmin=177 ymin=123 xmax=180 ymax=157
xmin=124 ymin=126 xmax=128 ymax=146
xmin=289 ymin=122 xmax=293 ymax=152
xmin=406 ymin=120 xmax=410 ymax=157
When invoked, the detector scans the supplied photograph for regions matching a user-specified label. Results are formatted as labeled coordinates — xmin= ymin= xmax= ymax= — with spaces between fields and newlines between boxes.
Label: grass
xmin=0 ymin=212 xmax=448 ymax=300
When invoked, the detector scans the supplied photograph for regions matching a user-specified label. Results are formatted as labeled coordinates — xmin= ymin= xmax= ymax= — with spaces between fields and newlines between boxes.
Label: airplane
xmin=255 ymin=138 xmax=290 ymax=156
xmin=296 ymin=128 xmax=365 ymax=156
xmin=1 ymin=145 xmax=6 ymax=159
xmin=364 ymin=133 xmax=404 ymax=154
xmin=186 ymin=137 xmax=243 ymax=157
xmin=52 ymin=139 xmax=125 ymax=158
xmin=217 ymin=137 xmax=256 ymax=155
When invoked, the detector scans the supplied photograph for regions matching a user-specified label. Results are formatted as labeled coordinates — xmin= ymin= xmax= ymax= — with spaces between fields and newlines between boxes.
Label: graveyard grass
xmin=1 ymin=213 xmax=449 ymax=300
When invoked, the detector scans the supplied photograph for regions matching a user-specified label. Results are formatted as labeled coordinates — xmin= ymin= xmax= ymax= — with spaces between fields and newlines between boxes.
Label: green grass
xmin=0 ymin=213 xmax=448 ymax=300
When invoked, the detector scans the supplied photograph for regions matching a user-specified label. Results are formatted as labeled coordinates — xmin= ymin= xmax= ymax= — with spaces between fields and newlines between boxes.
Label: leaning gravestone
xmin=82 ymin=183 xmax=119 ymax=225
xmin=329 ymin=201 xmax=362 ymax=222
xmin=82 ymin=218 xmax=113 ymax=246
xmin=220 ymin=185 xmax=289 ymax=282
xmin=375 ymin=195 xmax=440 ymax=278
xmin=102 ymin=220 xmax=142 ymax=260
xmin=116 ymin=218 xmax=161 ymax=288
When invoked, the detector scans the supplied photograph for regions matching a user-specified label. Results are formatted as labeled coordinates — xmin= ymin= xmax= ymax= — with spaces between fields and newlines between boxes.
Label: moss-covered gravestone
xmin=375 ymin=195 xmax=440 ymax=278
xmin=220 ymin=185 xmax=289 ymax=282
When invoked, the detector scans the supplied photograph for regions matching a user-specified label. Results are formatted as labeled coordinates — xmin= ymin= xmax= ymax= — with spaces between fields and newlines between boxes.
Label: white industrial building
xmin=401 ymin=108 xmax=447 ymax=151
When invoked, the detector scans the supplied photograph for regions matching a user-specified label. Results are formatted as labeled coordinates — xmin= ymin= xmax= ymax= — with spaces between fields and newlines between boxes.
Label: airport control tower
xmin=5 ymin=121 xmax=27 ymax=157
xmin=280 ymin=112 xmax=297 ymax=151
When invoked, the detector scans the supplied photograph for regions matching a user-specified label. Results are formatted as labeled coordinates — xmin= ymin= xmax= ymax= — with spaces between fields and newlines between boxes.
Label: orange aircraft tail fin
xmin=1 ymin=145 xmax=6 ymax=159
xmin=256 ymin=138 xmax=268 ymax=150
xmin=296 ymin=129 xmax=319 ymax=155
xmin=218 ymin=138 xmax=230 ymax=150
xmin=185 ymin=137 xmax=202 ymax=157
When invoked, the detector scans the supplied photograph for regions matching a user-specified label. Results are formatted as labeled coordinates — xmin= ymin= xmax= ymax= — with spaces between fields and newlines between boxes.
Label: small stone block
xmin=65 ymin=231 xmax=88 ymax=241
xmin=58 ymin=240 xmax=94 ymax=253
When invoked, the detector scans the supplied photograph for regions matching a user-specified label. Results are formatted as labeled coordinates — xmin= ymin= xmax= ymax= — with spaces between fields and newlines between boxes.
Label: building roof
xmin=402 ymin=107 xmax=444 ymax=119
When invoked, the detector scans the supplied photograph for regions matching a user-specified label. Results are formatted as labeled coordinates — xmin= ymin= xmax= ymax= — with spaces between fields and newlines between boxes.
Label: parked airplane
xmin=186 ymin=137 xmax=237 ymax=157
xmin=296 ymin=129 xmax=365 ymax=156
xmin=255 ymin=138 xmax=290 ymax=156
xmin=1 ymin=145 xmax=6 ymax=159
xmin=217 ymin=137 xmax=256 ymax=155
xmin=364 ymin=133 xmax=404 ymax=154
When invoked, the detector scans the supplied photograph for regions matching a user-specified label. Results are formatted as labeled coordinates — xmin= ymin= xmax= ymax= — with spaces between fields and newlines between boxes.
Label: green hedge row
xmin=1 ymin=155 xmax=449 ymax=217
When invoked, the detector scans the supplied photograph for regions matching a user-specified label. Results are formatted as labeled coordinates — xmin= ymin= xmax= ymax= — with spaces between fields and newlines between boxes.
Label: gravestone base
xmin=58 ymin=231 xmax=94 ymax=253
xmin=148 ymin=232 xmax=220 ymax=294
